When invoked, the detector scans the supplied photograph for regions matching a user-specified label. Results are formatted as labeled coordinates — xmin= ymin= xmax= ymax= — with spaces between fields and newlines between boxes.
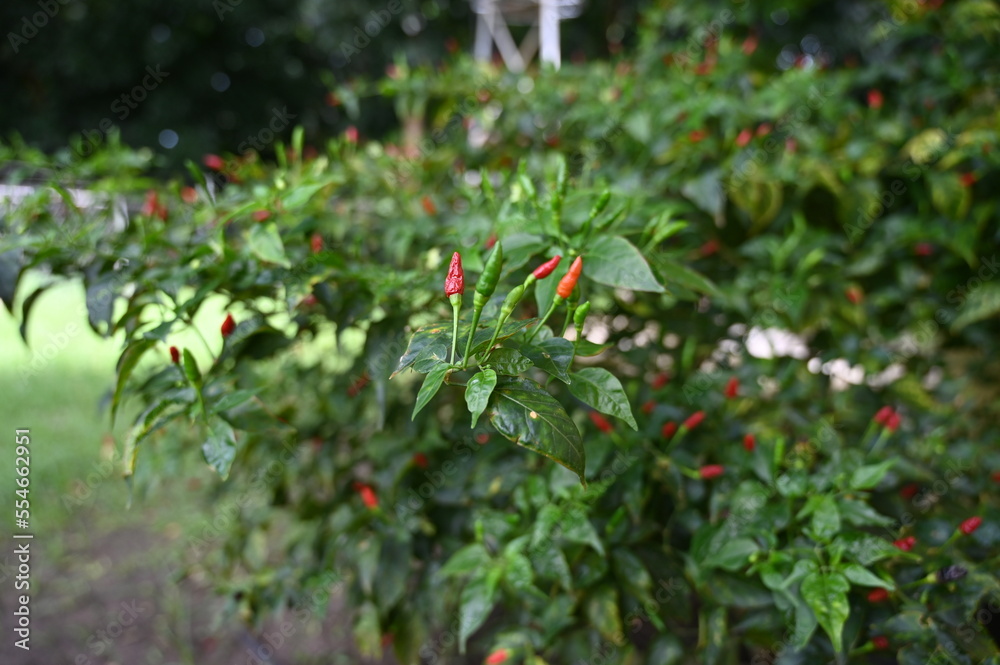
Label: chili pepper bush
xmin=3 ymin=2 xmax=1000 ymax=663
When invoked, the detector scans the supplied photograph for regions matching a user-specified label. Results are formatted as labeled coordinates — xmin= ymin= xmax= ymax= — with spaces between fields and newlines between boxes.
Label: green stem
xmin=526 ymin=298 xmax=560 ymax=342
xmin=449 ymin=299 xmax=461 ymax=365
xmin=461 ymin=308 xmax=483 ymax=369
xmin=484 ymin=313 xmax=511 ymax=360
xmin=561 ymin=305 xmax=576 ymax=337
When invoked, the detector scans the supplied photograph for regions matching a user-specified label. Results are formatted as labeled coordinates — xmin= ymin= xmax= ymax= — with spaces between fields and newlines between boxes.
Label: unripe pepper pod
xmin=556 ymin=256 xmax=583 ymax=299
xmin=445 ymin=252 xmax=464 ymax=297
xmin=574 ymin=301 xmax=591 ymax=328
xmin=475 ymin=242 xmax=504 ymax=306
xmin=499 ymin=284 xmax=525 ymax=318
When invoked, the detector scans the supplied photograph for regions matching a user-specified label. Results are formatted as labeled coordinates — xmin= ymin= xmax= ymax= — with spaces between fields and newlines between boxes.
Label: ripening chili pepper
xmin=662 ymin=421 xmax=678 ymax=439
xmin=893 ymin=536 xmax=916 ymax=551
xmin=743 ymin=433 xmax=756 ymax=452
xmin=724 ymin=377 xmax=739 ymax=399
xmin=899 ymin=483 xmax=919 ymax=500
xmin=533 ymin=255 xmax=562 ymax=280
xmin=873 ymin=406 xmax=893 ymax=424
xmin=413 ymin=453 xmax=429 ymax=469
xmin=959 ymin=516 xmax=982 ymax=535
xmin=169 ymin=346 xmax=180 ymax=365
xmin=867 ymin=588 xmax=889 ymax=603
xmin=885 ymin=412 xmax=901 ymax=432
xmin=221 ymin=314 xmax=236 ymax=338
xmin=936 ymin=565 xmax=967 ymax=582
xmin=590 ymin=412 xmax=613 ymax=433
xmin=556 ymin=256 xmax=583 ymax=300
xmin=445 ymin=252 xmax=465 ymax=297
xmin=699 ymin=465 xmax=725 ymax=480
xmin=486 ymin=649 xmax=509 ymax=665
xmin=682 ymin=411 xmax=705 ymax=431
xmin=871 ymin=636 xmax=889 ymax=650
xmin=421 ymin=195 xmax=437 ymax=215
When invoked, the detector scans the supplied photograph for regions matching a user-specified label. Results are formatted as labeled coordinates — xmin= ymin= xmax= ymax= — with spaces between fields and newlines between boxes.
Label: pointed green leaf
xmin=649 ymin=254 xmax=722 ymax=298
xmin=247 ymin=222 xmax=290 ymax=267
xmin=842 ymin=564 xmax=894 ymax=590
xmin=412 ymin=363 xmax=450 ymax=420
xmin=466 ymin=369 xmax=498 ymax=427
xmin=800 ymin=571 xmax=850 ymax=653
xmin=202 ymin=418 xmax=238 ymax=479
xmin=0 ymin=249 xmax=23 ymax=314
xmin=520 ymin=337 xmax=574 ymax=384
xmin=849 ymin=459 xmax=895 ymax=490
xmin=354 ymin=601 xmax=382 ymax=659
xmin=486 ymin=348 xmax=534 ymax=375
xmin=459 ymin=573 xmax=499 ymax=653
xmin=438 ymin=543 xmax=492 ymax=579
xmin=585 ymin=235 xmax=664 ymax=292
xmin=112 ymin=339 xmax=157 ymax=424
xmin=488 ymin=377 xmax=585 ymax=483
xmin=585 ymin=586 xmax=623 ymax=642
xmin=469 ymin=318 xmax=537 ymax=357
xmin=567 ymin=367 xmax=637 ymax=430
xmin=393 ymin=321 xmax=451 ymax=376
xmin=573 ymin=339 xmax=612 ymax=357
xmin=209 ymin=389 xmax=258 ymax=414
xmin=18 ymin=285 xmax=47 ymax=343
xmin=810 ymin=495 xmax=841 ymax=542
xmin=702 ymin=537 xmax=760 ymax=572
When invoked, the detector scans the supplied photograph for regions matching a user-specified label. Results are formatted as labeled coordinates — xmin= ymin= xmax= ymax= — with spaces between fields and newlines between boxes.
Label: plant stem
xmin=449 ymin=299 xmax=461 ymax=365
xmin=526 ymin=299 xmax=559 ymax=342
xmin=461 ymin=309 xmax=483 ymax=369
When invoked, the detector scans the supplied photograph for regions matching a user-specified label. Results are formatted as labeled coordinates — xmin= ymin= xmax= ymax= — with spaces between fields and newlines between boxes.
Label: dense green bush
xmin=3 ymin=0 xmax=1000 ymax=663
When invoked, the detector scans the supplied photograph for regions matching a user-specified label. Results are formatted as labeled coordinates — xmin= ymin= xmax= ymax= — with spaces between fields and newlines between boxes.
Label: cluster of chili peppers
xmin=443 ymin=242 xmax=587 ymax=367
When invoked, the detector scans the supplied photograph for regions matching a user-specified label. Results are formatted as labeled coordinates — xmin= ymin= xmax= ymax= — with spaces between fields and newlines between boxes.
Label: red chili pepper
xmin=252 ymin=209 xmax=271 ymax=223
xmin=683 ymin=411 xmax=705 ymax=430
xmin=142 ymin=190 xmax=159 ymax=216
xmin=556 ymin=256 xmax=583 ymax=299
xmin=662 ymin=421 xmax=677 ymax=439
xmin=651 ymin=372 xmax=669 ymax=389
xmin=913 ymin=243 xmax=934 ymax=256
xmin=959 ymin=516 xmax=982 ymax=536
xmin=993 ymin=470 xmax=1000 ymax=484
xmin=180 ymin=186 xmax=198 ymax=204
xmin=475 ymin=433 xmax=490 ymax=445
xmin=867 ymin=588 xmax=889 ymax=603
xmin=735 ymin=128 xmax=752 ymax=147
xmin=203 ymin=154 xmax=225 ymax=171
xmin=484 ymin=233 xmax=497 ymax=249
xmin=699 ymin=465 xmax=725 ymax=480
xmin=871 ymin=636 xmax=889 ymax=650
xmin=300 ymin=294 xmax=318 ymax=308
xmin=641 ymin=400 xmax=656 ymax=415
xmin=845 ymin=286 xmax=863 ymax=304
xmin=867 ymin=89 xmax=883 ymax=110
xmin=893 ymin=536 xmax=916 ymax=551
xmin=421 ymin=195 xmax=437 ymax=215
xmin=959 ymin=172 xmax=977 ymax=187
xmin=885 ymin=412 xmax=901 ymax=432
xmin=356 ymin=484 xmax=378 ymax=509
xmin=221 ymin=314 xmax=236 ymax=338
xmin=532 ymin=255 xmax=562 ymax=280
xmin=486 ymin=649 xmax=509 ymax=665
xmin=345 ymin=126 xmax=359 ymax=144
xmin=310 ymin=232 xmax=324 ymax=254
xmin=756 ymin=123 xmax=772 ymax=137
xmin=413 ymin=453 xmax=429 ymax=469
xmin=724 ymin=377 xmax=739 ymax=399
xmin=899 ymin=483 xmax=919 ymax=500
xmin=589 ymin=412 xmax=613 ymax=433
xmin=873 ymin=406 xmax=893 ymax=425
xmin=688 ymin=129 xmax=708 ymax=143
xmin=445 ymin=252 xmax=464 ymax=297
xmin=699 ymin=239 xmax=719 ymax=257
xmin=743 ymin=433 xmax=756 ymax=452
xmin=741 ymin=34 xmax=758 ymax=55
xmin=169 ymin=346 xmax=180 ymax=365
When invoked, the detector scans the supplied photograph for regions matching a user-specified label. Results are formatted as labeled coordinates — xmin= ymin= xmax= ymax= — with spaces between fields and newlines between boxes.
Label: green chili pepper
xmin=484 ymin=284 xmax=525 ymax=356
xmin=581 ymin=189 xmax=611 ymax=238
xmin=463 ymin=241 xmax=503 ymax=367
xmin=574 ymin=301 xmax=591 ymax=328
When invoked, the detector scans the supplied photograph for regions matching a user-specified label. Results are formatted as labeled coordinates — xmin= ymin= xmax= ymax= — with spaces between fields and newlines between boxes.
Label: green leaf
xmin=586 ymin=586 xmax=623 ymax=642
xmin=810 ymin=495 xmax=841 ymax=542
xmin=202 ymin=418 xmax=238 ymax=479
xmin=567 ymin=368 xmax=637 ymax=430
xmin=112 ymin=339 xmax=156 ymax=425
xmin=951 ymin=281 xmax=1000 ymax=332
xmin=486 ymin=348 xmax=534 ymax=375
xmin=469 ymin=318 xmax=537 ymax=357
xmin=412 ymin=341 xmax=449 ymax=373
xmin=17 ymin=285 xmax=47 ymax=343
xmin=838 ymin=498 xmax=894 ymax=527
xmin=353 ymin=600 xmax=382 ymax=659
xmin=412 ymin=363 xmax=450 ymax=420
xmin=559 ymin=504 xmax=605 ymax=556
xmin=649 ymin=254 xmax=722 ymax=298
xmin=585 ymin=235 xmax=664 ymax=292
xmin=0 ymin=249 xmax=23 ymax=314
xmin=849 ymin=459 xmax=895 ymax=490
xmin=459 ymin=573 xmax=499 ymax=653
xmin=439 ymin=544 xmax=492 ymax=578
xmin=247 ymin=222 xmax=290 ymax=267
xmin=465 ymin=369 xmax=498 ymax=427
xmin=800 ymin=571 xmax=850 ymax=653
xmin=841 ymin=563 xmax=894 ymax=590
xmin=702 ymin=537 xmax=760 ymax=572
xmin=394 ymin=321 xmax=450 ymax=376
xmin=573 ymin=339 xmax=612 ymax=357
xmin=488 ymin=377 xmax=585 ymax=483
xmin=209 ymin=389 xmax=258 ymax=414
xmin=281 ymin=181 xmax=327 ymax=209
xmin=520 ymin=337 xmax=574 ymax=384
xmin=374 ymin=533 xmax=411 ymax=610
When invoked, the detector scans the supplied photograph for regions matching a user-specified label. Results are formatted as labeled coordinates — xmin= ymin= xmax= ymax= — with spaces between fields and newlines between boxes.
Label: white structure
xmin=470 ymin=0 xmax=584 ymax=72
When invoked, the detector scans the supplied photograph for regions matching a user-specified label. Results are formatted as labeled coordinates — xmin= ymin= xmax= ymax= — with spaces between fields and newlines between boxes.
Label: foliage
xmin=3 ymin=1 xmax=1000 ymax=663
